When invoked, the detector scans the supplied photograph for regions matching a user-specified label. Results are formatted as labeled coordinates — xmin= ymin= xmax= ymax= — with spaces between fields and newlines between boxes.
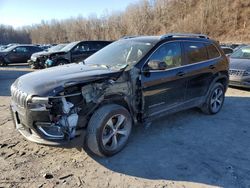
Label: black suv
xmin=28 ymin=40 xmax=112 ymax=68
xmin=10 ymin=34 xmax=229 ymax=157
xmin=0 ymin=45 xmax=43 ymax=66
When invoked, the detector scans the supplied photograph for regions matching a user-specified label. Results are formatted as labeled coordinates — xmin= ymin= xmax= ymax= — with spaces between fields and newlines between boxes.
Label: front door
xmin=141 ymin=42 xmax=187 ymax=118
xmin=8 ymin=46 xmax=29 ymax=63
xmin=71 ymin=42 xmax=92 ymax=62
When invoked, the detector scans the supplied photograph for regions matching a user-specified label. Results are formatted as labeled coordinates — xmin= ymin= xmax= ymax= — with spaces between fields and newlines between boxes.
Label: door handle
xmin=209 ymin=65 xmax=215 ymax=69
xmin=176 ymin=71 xmax=185 ymax=77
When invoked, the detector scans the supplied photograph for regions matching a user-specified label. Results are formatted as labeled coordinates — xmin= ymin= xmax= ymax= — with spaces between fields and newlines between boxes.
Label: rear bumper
xmin=229 ymin=76 xmax=250 ymax=88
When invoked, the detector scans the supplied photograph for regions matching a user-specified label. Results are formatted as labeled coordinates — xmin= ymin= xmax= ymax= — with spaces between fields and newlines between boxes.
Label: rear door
xmin=182 ymin=41 xmax=220 ymax=101
xmin=141 ymin=42 xmax=187 ymax=117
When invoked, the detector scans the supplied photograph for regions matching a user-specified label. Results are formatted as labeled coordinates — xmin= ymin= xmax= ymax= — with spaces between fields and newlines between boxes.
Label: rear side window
xmin=183 ymin=42 xmax=208 ymax=64
xmin=30 ymin=46 xmax=41 ymax=52
xmin=90 ymin=42 xmax=104 ymax=51
xmin=90 ymin=42 xmax=111 ymax=51
xmin=206 ymin=44 xmax=220 ymax=59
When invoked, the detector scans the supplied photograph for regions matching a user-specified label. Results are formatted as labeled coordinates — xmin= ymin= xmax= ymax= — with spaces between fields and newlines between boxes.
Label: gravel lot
xmin=0 ymin=65 xmax=250 ymax=188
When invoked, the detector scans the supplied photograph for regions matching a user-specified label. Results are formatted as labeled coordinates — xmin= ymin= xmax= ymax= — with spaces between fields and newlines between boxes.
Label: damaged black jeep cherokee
xmin=10 ymin=33 xmax=229 ymax=157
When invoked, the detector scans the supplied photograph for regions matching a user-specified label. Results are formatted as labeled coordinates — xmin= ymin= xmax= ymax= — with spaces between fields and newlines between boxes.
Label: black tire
xmin=201 ymin=82 xmax=225 ymax=115
xmin=0 ymin=58 xmax=7 ymax=66
xmin=86 ymin=104 xmax=132 ymax=157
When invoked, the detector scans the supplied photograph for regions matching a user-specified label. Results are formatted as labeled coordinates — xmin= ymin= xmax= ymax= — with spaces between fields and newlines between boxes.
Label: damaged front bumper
xmin=10 ymin=94 xmax=83 ymax=146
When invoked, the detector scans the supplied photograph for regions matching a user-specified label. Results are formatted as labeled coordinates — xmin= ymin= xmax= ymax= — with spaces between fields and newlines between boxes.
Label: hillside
xmin=1 ymin=0 xmax=250 ymax=44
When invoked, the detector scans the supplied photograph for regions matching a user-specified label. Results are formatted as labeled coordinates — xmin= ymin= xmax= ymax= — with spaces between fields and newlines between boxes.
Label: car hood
xmin=230 ymin=58 xmax=250 ymax=70
xmin=13 ymin=63 xmax=122 ymax=96
xmin=0 ymin=51 xmax=8 ymax=57
xmin=32 ymin=50 xmax=64 ymax=57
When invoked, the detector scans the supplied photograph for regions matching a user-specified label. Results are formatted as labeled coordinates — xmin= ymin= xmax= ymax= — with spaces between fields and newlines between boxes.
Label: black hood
xmin=32 ymin=50 xmax=65 ymax=57
xmin=230 ymin=58 xmax=250 ymax=70
xmin=0 ymin=51 xmax=8 ymax=57
xmin=13 ymin=63 xmax=122 ymax=96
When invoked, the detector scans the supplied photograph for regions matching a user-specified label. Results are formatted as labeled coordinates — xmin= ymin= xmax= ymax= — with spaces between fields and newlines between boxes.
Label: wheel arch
xmin=93 ymin=93 xmax=137 ymax=124
xmin=207 ymin=71 xmax=229 ymax=96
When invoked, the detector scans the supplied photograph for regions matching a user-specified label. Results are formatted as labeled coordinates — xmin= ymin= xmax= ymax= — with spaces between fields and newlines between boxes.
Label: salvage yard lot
xmin=0 ymin=65 xmax=250 ymax=188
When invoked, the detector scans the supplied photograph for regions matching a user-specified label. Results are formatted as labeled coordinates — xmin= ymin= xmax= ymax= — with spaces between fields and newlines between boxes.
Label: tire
xmin=0 ymin=58 xmax=7 ymax=66
xmin=86 ymin=104 xmax=132 ymax=157
xmin=201 ymin=82 xmax=225 ymax=115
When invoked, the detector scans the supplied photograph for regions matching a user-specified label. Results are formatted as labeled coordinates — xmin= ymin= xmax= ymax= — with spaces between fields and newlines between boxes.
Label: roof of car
xmin=120 ymin=33 xmax=212 ymax=44
xmin=14 ymin=44 xmax=41 ymax=47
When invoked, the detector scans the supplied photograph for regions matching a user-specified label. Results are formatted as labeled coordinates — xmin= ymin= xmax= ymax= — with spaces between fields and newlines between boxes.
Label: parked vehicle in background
xmin=233 ymin=44 xmax=248 ymax=52
xmin=28 ymin=43 xmax=67 ymax=69
xmin=221 ymin=46 xmax=234 ymax=55
xmin=0 ymin=45 xmax=43 ymax=66
xmin=0 ymin=45 xmax=6 ymax=51
xmin=10 ymin=33 xmax=229 ymax=157
xmin=229 ymin=45 xmax=250 ymax=88
xmin=42 ymin=40 xmax=112 ymax=68
xmin=0 ymin=43 xmax=19 ymax=51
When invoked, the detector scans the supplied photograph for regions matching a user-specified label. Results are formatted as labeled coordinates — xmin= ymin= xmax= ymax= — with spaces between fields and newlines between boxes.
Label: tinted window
xmin=149 ymin=42 xmax=182 ymax=69
xmin=73 ymin=43 xmax=90 ymax=52
xmin=222 ymin=48 xmax=233 ymax=55
xmin=206 ymin=44 xmax=220 ymax=59
xmin=14 ymin=47 xmax=28 ymax=53
xmin=90 ymin=42 xmax=109 ymax=51
xmin=29 ymin=46 xmax=40 ymax=52
xmin=183 ymin=42 xmax=208 ymax=64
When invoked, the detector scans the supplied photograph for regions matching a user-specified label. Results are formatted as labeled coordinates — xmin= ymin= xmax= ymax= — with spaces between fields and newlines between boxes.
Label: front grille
xmin=229 ymin=69 xmax=245 ymax=77
xmin=11 ymin=86 xmax=28 ymax=107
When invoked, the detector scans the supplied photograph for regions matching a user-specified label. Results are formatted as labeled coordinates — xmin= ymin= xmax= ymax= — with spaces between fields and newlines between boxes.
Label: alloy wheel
xmin=102 ymin=114 xmax=130 ymax=151
xmin=210 ymin=87 xmax=224 ymax=113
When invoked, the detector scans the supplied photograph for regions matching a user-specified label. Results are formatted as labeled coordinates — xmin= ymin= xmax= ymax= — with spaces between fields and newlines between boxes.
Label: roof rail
xmin=120 ymin=35 xmax=140 ymax=40
xmin=161 ymin=33 xmax=209 ymax=39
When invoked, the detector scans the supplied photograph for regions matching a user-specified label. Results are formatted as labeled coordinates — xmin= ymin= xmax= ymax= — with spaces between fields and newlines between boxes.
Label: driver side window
xmin=149 ymin=42 xmax=182 ymax=69
xmin=74 ymin=43 xmax=90 ymax=52
xmin=14 ymin=47 xmax=28 ymax=53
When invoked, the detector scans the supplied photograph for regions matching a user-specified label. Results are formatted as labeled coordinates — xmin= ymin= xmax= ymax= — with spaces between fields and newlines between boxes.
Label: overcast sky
xmin=0 ymin=0 xmax=137 ymax=28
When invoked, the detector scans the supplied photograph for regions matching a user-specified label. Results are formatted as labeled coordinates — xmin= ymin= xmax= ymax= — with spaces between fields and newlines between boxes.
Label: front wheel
xmin=201 ymin=82 xmax=225 ymax=114
xmin=86 ymin=104 xmax=132 ymax=157
xmin=0 ymin=59 xmax=7 ymax=66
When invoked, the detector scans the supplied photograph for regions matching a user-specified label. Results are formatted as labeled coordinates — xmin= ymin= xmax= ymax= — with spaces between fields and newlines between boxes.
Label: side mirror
xmin=147 ymin=60 xmax=167 ymax=70
xmin=12 ymin=49 xmax=17 ymax=53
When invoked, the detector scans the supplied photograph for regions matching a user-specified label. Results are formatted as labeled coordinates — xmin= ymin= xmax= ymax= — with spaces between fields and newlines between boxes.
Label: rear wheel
xmin=201 ymin=82 xmax=225 ymax=114
xmin=86 ymin=104 xmax=132 ymax=157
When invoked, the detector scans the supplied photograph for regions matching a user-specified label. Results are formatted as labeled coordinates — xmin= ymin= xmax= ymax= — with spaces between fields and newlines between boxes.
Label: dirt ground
xmin=0 ymin=65 xmax=250 ymax=188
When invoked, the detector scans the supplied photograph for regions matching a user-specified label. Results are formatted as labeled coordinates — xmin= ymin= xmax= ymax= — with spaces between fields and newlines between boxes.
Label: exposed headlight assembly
xmin=28 ymin=96 xmax=49 ymax=111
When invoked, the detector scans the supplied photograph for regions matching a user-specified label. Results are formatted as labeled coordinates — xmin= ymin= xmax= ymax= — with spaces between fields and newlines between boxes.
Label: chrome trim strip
xmin=37 ymin=125 xmax=64 ymax=139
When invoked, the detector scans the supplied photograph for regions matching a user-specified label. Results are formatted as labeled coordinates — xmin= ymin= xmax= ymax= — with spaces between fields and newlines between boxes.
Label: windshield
xmin=2 ymin=45 xmax=16 ymax=52
xmin=231 ymin=46 xmax=250 ymax=59
xmin=84 ymin=39 xmax=154 ymax=69
xmin=47 ymin=44 xmax=67 ymax=52
xmin=60 ymin=41 xmax=78 ymax=52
